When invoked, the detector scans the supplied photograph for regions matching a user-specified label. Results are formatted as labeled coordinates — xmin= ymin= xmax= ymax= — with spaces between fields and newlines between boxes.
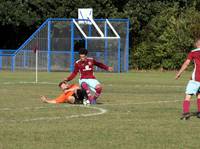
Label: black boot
xmin=180 ymin=112 xmax=190 ymax=120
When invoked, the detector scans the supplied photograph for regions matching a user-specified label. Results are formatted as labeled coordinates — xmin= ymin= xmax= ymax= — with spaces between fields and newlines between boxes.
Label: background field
xmin=0 ymin=71 xmax=200 ymax=149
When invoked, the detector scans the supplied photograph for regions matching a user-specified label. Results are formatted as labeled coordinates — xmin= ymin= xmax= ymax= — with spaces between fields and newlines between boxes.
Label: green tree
xmin=132 ymin=6 xmax=200 ymax=69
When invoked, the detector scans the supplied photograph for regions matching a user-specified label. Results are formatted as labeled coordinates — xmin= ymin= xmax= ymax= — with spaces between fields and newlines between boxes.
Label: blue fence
xmin=0 ymin=18 xmax=129 ymax=72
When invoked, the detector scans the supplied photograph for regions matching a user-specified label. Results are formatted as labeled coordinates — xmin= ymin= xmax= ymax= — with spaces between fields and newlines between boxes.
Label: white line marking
xmin=2 ymin=81 xmax=184 ymax=88
xmin=0 ymin=105 xmax=107 ymax=123
xmin=2 ymin=81 xmax=57 ymax=85
xmin=100 ymin=99 xmax=182 ymax=106
xmin=21 ymin=106 xmax=107 ymax=122
xmin=0 ymin=105 xmax=72 ymax=111
xmin=0 ymin=99 xmax=182 ymax=112
xmin=0 ymin=99 xmax=182 ymax=123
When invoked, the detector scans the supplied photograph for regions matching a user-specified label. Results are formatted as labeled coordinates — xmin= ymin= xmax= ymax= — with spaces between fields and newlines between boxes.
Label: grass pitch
xmin=0 ymin=71 xmax=200 ymax=149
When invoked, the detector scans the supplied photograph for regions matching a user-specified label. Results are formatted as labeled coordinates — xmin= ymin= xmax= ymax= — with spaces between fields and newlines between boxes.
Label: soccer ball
xmin=83 ymin=99 xmax=90 ymax=106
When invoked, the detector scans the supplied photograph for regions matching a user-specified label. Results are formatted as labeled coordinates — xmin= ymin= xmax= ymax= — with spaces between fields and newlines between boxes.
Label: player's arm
xmin=175 ymin=59 xmax=191 ymax=79
xmin=64 ymin=63 xmax=79 ymax=81
xmin=94 ymin=59 xmax=113 ymax=71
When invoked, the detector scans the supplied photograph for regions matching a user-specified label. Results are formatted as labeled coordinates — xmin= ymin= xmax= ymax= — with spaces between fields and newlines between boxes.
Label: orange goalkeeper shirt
xmin=55 ymin=84 xmax=79 ymax=103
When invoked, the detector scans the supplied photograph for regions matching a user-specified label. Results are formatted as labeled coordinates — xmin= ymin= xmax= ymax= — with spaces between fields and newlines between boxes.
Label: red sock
xmin=183 ymin=100 xmax=190 ymax=113
xmin=81 ymin=82 xmax=93 ymax=101
xmin=197 ymin=99 xmax=200 ymax=112
xmin=93 ymin=86 xmax=102 ymax=100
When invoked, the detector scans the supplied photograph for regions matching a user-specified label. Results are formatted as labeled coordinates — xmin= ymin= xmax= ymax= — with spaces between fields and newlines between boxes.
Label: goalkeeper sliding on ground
xmin=41 ymin=81 xmax=88 ymax=104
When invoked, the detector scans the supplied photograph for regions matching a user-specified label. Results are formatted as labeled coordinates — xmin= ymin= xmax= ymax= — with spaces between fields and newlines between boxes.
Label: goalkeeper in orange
xmin=41 ymin=81 xmax=87 ymax=104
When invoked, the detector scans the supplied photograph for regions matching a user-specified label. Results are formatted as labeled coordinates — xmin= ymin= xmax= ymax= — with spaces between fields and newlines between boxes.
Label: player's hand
xmin=59 ymin=80 xmax=68 ymax=86
xmin=175 ymin=73 xmax=181 ymax=80
xmin=108 ymin=67 xmax=113 ymax=72
xmin=63 ymin=78 xmax=69 ymax=82
xmin=41 ymin=96 xmax=48 ymax=103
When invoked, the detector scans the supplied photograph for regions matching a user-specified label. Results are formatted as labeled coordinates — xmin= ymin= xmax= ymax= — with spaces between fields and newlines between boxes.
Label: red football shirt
xmin=67 ymin=57 xmax=109 ymax=81
xmin=187 ymin=48 xmax=200 ymax=82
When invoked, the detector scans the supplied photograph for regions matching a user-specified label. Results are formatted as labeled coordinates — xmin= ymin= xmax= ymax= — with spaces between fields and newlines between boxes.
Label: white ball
xmin=83 ymin=99 xmax=90 ymax=106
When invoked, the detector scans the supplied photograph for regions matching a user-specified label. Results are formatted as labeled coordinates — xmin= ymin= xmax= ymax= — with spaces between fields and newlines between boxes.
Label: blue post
xmin=70 ymin=20 xmax=74 ymax=72
xmin=96 ymin=52 xmax=101 ymax=71
xmin=125 ymin=20 xmax=129 ymax=72
xmin=85 ymin=39 xmax=88 ymax=49
xmin=0 ymin=50 xmax=2 ymax=71
xmin=23 ymin=50 xmax=26 ymax=68
xmin=11 ymin=56 xmax=15 ymax=72
xmin=26 ymin=50 xmax=30 ymax=67
xmin=104 ymin=22 xmax=108 ymax=65
xmin=47 ymin=20 xmax=51 ymax=72
xmin=117 ymin=38 xmax=121 ymax=73
xmin=88 ymin=24 xmax=92 ymax=37
xmin=88 ymin=24 xmax=91 ymax=54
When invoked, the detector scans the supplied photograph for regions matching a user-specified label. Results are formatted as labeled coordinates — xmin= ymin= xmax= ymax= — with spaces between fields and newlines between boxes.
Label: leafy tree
xmin=132 ymin=6 xmax=200 ymax=69
xmin=1 ymin=0 xmax=200 ymax=70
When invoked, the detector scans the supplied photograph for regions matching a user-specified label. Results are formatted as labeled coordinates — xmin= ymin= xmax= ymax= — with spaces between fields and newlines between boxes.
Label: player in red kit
xmin=64 ymin=48 xmax=113 ymax=104
xmin=176 ymin=38 xmax=200 ymax=120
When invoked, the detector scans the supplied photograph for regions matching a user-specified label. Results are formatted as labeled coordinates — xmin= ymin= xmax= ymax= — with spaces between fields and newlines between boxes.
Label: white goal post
xmin=73 ymin=18 xmax=120 ymax=39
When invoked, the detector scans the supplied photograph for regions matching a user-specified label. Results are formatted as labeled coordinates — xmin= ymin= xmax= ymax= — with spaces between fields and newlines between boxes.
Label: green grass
xmin=0 ymin=71 xmax=200 ymax=149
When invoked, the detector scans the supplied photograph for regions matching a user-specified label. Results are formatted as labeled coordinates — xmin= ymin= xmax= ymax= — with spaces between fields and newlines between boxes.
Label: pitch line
xmin=2 ymin=81 xmax=184 ymax=88
xmin=100 ymin=99 xmax=182 ymax=106
xmin=0 ymin=99 xmax=182 ymax=111
xmin=0 ymin=105 xmax=73 ymax=111
xmin=22 ymin=106 xmax=107 ymax=122
xmin=2 ymin=81 xmax=57 ymax=85
xmin=0 ymin=99 xmax=182 ymax=123
xmin=0 ymin=105 xmax=107 ymax=123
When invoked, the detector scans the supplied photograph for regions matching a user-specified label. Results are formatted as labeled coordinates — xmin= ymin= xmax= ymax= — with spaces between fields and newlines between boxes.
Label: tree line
xmin=0 ymin=0 xmax=200 ymax=70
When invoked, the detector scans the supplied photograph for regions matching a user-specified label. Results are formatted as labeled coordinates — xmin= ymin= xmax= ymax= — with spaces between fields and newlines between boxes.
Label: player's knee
xmin=184 ymin=94 xmax=192 ymax=101
xmin=81 ymin=82 xmax=88 ymax=89
xmin=68 ymin=96 xmax=75 ymax=104
xmin=95 ymin=85 xmax=102 ymax=93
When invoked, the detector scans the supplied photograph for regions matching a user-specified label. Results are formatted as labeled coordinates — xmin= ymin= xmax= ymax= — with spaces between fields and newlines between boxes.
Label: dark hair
xmin=79 ymin=48 xmax=88 ymax=55
xmin=58 ymin=81 xmax=68 ymax=87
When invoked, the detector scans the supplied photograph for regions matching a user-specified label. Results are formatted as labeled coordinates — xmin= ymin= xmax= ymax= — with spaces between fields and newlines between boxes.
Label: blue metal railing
xmin=0 ymin=18 xmax=129 ymax=72
xmin=14 ymin=19 xmax=49 ymax=55
xmin=0 ymin=49 xmax=16 ymax=56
